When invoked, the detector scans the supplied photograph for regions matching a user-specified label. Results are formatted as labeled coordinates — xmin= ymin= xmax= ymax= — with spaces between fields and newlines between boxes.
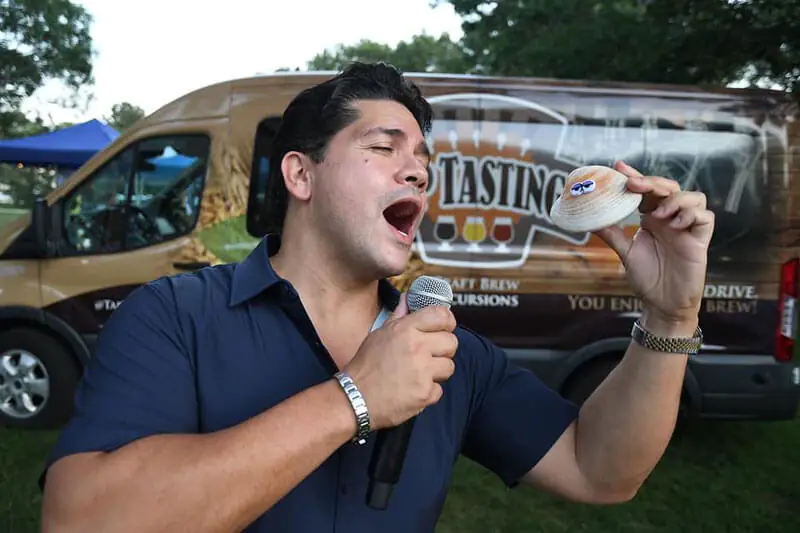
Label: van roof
xmin=141 ymin=69 xmax=795 ymax=127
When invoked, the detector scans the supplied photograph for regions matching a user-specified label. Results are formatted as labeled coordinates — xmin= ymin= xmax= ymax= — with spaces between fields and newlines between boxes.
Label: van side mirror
xmin=31 ymin=197 xmax=50 ymax=257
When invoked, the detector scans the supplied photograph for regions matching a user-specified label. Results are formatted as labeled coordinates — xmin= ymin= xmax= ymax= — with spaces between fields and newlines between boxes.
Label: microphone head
xmin=407 ymin=275 xmax=454 ymax=312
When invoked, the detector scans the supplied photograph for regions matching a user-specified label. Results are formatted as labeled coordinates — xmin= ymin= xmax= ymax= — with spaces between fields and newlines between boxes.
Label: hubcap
xmin=0 ymin=349 xmax=50 ymax=419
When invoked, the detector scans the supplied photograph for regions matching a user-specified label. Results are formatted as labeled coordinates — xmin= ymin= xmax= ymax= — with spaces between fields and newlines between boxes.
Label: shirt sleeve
xmin=40 ymin=279 xmax=199 ymax=487
xmin=458 ymin=327 xmax=579 ymax=488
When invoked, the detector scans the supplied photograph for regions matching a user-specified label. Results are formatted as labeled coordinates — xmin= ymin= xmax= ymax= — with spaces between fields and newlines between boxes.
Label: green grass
xmin=196 ymin=214 xmax=259 ymax=264
xmin=0 ymin=206 xmax=27 ymax=228
xmin=0 ymin=428 xmax=59 ymax=533
xmin=3 ymin=417 xmax=800 ymax=533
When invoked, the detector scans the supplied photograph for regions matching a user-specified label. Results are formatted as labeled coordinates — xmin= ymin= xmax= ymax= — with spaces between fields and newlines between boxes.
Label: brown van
xmin=1 ymin=72 xmax=799 ymax=430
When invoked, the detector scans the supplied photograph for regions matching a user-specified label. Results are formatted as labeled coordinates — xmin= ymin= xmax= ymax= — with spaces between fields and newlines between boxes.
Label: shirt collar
xmin=228 ymin=234 xmax=284 ymax=307
xmin=229 ymin=234 xmax=401 ymax=310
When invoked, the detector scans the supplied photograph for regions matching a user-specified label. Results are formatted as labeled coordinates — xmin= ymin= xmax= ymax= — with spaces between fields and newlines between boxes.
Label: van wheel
xmin=562 ymin=357 xmax=621 ymax=406
xmin=0 ymin=328 xmax=81 ymax=430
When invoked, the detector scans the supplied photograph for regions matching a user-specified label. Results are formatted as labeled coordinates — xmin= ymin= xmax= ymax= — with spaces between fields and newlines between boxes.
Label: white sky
xmin=20 ymin=0 xmax=465 ymax=126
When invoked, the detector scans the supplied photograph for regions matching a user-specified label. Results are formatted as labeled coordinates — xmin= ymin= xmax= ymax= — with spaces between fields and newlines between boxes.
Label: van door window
xmin=63 ymin=148 xmax=134 ymax=253
xmin=125 ymin=136 xmax=209 ymax=249
xmin=63 ymin=134 xmax=210 ymax=254
xmin=246 ymin=117 xmax=281 ymax=237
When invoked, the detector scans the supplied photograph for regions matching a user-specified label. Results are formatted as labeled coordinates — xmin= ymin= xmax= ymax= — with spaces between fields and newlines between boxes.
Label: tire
xmin=562 ymin=357 xmax=621 ymax=406
xmin=0 ymin=328 xmax=82 ymax=430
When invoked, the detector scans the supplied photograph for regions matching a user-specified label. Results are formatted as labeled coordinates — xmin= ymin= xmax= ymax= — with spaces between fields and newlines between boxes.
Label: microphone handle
xmin=366 ymin=416 xmax=418 ymax=510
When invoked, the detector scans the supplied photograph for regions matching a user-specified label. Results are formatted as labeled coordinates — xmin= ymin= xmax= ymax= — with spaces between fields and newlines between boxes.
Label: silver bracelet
xmin=333 ymin=371 xmax=371 ymax=445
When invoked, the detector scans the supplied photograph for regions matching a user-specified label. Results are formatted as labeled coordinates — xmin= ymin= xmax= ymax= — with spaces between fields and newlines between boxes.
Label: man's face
xmin=308 ymin=99 xmax=430 ymax=279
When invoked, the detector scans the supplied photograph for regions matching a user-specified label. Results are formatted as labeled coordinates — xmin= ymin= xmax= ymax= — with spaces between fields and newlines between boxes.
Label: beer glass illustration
xmin=463 ymin=216 xmax=487 ymax=252
xmin=490 ymin=216 xmax=514 ymax=253
xmin=433 ymin=214 xmax=457 ymax=251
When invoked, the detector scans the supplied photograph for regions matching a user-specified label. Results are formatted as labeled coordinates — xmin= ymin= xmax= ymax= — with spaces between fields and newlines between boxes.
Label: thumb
xmin=388 ymin=292 xmax=409 ymax=322
xmin=595 ymin=225 xmax=632 ymax=264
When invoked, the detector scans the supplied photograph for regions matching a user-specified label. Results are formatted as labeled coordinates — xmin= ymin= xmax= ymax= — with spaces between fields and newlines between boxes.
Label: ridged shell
xmin=550 ymin=165 xmax=643 ymax=232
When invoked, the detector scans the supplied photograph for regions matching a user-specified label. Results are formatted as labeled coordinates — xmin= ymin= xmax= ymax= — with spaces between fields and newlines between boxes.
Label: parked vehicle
xmin=1 ymin=71 xmax=798 ymax=429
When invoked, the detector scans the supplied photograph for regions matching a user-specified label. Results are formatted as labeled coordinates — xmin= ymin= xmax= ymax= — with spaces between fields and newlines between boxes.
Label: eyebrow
xmin=362 ymin=126 xmax=431 ymax=163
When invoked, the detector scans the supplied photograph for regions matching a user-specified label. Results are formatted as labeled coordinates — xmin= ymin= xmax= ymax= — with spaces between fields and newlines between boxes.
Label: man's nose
xmin=397 ymin=157 xmax=429 ymax=191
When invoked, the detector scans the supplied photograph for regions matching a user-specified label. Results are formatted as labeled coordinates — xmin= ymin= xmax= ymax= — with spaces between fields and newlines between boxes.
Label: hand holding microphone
xmin=343 ymin=276 xmax=458 ymax=431
xmin=341 ymin=276 xmax=457 ymax=510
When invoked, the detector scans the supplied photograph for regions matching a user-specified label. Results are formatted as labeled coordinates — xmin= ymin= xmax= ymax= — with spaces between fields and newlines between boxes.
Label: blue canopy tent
xmin=141 ymin=147 xmax=199 ymax=184
xmin=0 ymin=119 xmax=119 ymax=169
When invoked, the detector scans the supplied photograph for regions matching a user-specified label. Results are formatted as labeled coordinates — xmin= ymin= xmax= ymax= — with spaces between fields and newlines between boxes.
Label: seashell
xmin=550 ymin=165 xmax=643 ymax=232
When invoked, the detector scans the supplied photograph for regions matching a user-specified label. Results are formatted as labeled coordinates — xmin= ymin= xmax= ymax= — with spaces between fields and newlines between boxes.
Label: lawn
xmin=2 ymin=416 xmax=799 ymax=533
xmin=0 ymin=206 xmax=27 ymax=228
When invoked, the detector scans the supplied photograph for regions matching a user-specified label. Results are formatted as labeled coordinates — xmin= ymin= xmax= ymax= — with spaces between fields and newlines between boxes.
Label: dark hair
xmin=264 ymin=61 xmax=433 ymax=235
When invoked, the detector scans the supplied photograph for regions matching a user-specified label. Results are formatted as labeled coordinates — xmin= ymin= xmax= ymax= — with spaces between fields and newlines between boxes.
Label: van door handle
xmin=173 ymin=261 xmax=210 ymax=271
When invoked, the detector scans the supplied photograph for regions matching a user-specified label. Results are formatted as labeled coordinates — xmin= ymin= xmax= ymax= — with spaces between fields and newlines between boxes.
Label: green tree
xmin=0 ymin=164 xmax=57 ymax=209
xmin=307 ymin=32 xmax=471 ymax=73
xmin=436 ymin=0 xmax=800 ymax=92
xmin=0 ymin=114 xmax=71 ymax=209
xmin=1 ymin=0 xmax=94 ymax=127
xmin=105 ymin=102 xmax=146 ymax=132
xmin=0 ymin=110 xmax=50 ymax=139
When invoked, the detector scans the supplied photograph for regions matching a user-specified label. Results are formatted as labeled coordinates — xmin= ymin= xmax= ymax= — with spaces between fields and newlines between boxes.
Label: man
xmin=40 ymin=62 xmax=713 ymax=533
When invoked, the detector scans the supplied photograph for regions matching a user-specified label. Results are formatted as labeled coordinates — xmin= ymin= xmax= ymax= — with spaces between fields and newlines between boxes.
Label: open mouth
xmin=383 ymin=199 xmax=421 ymax=241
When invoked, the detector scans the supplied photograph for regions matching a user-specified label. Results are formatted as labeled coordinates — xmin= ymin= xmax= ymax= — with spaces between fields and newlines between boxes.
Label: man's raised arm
xmin=522 ymin=161 xmax=713 ymax=503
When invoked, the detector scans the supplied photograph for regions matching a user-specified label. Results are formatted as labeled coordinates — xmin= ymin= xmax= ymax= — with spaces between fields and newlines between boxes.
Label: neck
xmin=270 ymin=223 xmax=382 ymax=322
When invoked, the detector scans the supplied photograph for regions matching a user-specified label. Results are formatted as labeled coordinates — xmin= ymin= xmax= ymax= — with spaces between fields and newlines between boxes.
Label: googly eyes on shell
xmin=568 ymin=179 xmax=597 ymax=196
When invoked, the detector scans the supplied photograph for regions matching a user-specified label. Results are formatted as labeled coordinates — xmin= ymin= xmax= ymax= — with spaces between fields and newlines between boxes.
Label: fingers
xmin=634 ymin=187 xmax=714 ymax=239
xmin=388 ymin=292 xmax=409 ymax=321
xmin=597 ymin=161 xmax=714 ymax=247
xmin=616 ymin=160 xmax=681 ymax=196
xmin=615 ymin=160 xmax=644 ymax=178
xmin=426 ymin=331 xmax=459 ymax=358
xmin=616 ymin=161 xmax=680 ymax=195
xmin=615 ymin=160 xmax=681 ymax=214
xmin=666 ymin=206 xmax=715 ymax=233
xmin=427 ymin=383 xmax=444 ymax=405
xmin=649 ymin=191 xmax=707 ymax=221
xmin=429 ymin=357 xmax=456 ymax=383
xmin=404 ymin=305 xmax=457 ymax=333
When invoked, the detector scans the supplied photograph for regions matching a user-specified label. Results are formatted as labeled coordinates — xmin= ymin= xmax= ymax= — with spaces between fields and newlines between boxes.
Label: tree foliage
xmin=435 ymin=0 xmax=800 ymax=91
xmin=0 ymin=0 xmax=95 ymax=117
xmin=307 ymin=32 xmax=471 ymax=74
xmin=105 ymin=102 xmax=146 ymax=132
xmin=0 ymin=99 xmax=139 ymax=209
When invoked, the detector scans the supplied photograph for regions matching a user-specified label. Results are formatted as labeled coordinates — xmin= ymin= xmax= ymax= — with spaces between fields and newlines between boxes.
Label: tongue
xmin=386 ymin=212 xmax=408 ymax=235
xmin=384 ymin=201 xmax=418 ymax=237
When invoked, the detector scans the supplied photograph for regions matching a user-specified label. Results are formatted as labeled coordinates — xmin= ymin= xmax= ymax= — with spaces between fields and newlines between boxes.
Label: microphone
xmin=366 ymin=275 xmax=454 ymax=510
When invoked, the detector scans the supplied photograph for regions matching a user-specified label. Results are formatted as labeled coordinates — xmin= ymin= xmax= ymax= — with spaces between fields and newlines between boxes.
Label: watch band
xmin=334 ymin=371 xmax=371 ymax=445
xmin=631 ymin=319 xmax=703 ymax=355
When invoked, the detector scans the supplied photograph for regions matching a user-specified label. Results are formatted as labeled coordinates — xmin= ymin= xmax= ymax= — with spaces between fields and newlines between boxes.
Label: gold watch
xmin=631 ymin=319 xmax=703 ymax=355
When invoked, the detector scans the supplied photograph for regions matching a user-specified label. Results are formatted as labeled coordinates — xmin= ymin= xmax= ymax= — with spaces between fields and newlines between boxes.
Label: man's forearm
xmin=574 ymin=310 xmax=697 ymax=498
xmin=42 ymin=379 xmax=357 ymax=533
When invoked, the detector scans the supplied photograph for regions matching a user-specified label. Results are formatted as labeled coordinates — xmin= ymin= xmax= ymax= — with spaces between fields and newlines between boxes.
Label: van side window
xmin=246 ymin=117 xmax=282 ymax=238
xmin=63 ymin=134 xmax=210 ymax=254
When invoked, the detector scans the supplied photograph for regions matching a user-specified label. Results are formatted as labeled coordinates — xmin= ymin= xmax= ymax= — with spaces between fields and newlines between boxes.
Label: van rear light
xmin=776 ymin=258 xmax=799 ymax=361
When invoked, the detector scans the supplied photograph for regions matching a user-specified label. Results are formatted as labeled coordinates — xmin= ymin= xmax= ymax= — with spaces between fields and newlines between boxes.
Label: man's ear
xmin=281 ymin=151 xmax=314 ymax=202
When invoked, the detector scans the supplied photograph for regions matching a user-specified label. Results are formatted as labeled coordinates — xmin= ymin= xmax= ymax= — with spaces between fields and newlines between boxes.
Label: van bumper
xmin=686 ymin=354 xmax=800 ymax=421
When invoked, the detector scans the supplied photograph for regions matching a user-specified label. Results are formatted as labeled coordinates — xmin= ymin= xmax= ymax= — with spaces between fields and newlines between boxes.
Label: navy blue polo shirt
xmin=44 ymin=235 xmax=579 ymax=532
